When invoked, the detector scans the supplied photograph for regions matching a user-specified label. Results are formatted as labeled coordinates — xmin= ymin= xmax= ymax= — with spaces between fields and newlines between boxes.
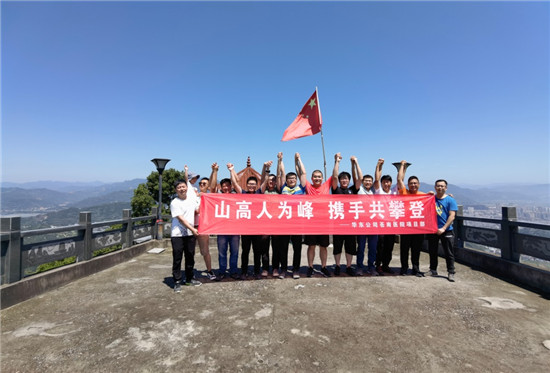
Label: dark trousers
xmin=375 ymin=234 xmax=395 ymax=268
xmin=258 ymin=235 xmax=270 ymax=271
xmin=171 ymin=236 xmax=196 ymax=283
xmin=270 ymin=235 xmax=288 ymax=272
xmin=427 ymin=231 xmax=456 ymax=274
xmin=400 ymin=234 xmax=424 ymax=272
xmin=241 ymin=235 xmax=263 ymax=274
xmin=282 ymin=235 xmax=302 ymax=271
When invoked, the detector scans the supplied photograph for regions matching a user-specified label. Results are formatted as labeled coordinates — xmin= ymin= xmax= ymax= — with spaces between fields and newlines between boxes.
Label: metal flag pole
xmin=316 ymin=86 xmax=328 ymax=178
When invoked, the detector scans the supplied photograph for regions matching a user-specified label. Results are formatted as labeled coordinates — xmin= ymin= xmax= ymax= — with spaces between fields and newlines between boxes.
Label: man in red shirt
xmin=296 ymin=153 xmax=335 ymax=277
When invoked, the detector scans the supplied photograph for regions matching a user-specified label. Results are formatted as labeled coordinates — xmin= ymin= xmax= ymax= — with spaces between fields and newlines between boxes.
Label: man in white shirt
xmin=171 ymin=179 xmax=200 ymax=292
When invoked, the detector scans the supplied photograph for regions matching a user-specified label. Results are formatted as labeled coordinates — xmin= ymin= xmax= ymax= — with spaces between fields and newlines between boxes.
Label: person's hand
xmin=184 ymin=164 xmax=189 ymax=172
xmin=191 ymin=227 xmax=199 ymax=237
xmin=378 ymin=158 xmax=384 ymax=166
xmin=335 ymin=152 xmax=342 ymax=162
xmin=295 ymin=153 xmax=301 ymax=160
xmin=211 ymin=162 xmax=219 ymax=171
xmin=437 ymin=228 xmax=445 ymax=236
xmin=350 ymin=155 xmax=357 ymax=163
xmin=227 ymin=163 xmax=234 ymax=170
xmin=277 ymin=152 xmax=283 ymax=160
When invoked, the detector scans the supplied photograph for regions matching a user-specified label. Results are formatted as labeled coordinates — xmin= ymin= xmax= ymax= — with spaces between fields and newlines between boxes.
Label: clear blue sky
xmin=2 ymin=0 xmax=549 ymax=187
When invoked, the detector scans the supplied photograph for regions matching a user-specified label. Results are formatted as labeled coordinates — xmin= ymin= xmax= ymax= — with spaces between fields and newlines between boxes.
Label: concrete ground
xmin=2 ymin=240 xmax=550 ymax=372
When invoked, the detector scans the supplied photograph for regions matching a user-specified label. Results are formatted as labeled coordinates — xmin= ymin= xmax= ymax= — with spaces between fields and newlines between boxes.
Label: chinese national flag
xmin=281 ymin=90 xmax=322 ymax=141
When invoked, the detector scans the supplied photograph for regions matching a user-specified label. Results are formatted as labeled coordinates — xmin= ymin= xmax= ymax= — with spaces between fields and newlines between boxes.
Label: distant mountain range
xmin=1 ymin=179 xmax=145 ymax=215
xmin=428 ymin=183 xmax=550 ymax=206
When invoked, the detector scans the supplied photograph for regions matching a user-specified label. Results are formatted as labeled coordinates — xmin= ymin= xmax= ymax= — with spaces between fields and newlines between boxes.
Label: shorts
xmin=333 ymin=235 xmax=357 ymax=255
xmin=304 ymin=234 xmax=330 ymax=247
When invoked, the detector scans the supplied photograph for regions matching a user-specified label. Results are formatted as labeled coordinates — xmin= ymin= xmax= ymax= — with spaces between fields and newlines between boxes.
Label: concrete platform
xmin=2 ymin=242 xmax=550 ymax=372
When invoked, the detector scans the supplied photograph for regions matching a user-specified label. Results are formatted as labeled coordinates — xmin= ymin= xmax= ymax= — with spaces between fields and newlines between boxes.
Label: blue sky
xmin=2 ymin=0 xmax=549 ymax=187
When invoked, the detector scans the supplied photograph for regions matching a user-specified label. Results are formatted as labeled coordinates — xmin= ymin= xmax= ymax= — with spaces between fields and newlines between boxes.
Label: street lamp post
xmin=151 ymin=158 xmax=171 ymax=240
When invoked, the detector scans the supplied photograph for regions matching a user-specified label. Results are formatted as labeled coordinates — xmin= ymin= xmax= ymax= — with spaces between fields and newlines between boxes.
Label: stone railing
xmin=0 ymin=208 xmax=168 ymax=285
xmin=1 ymin=206 xmax=549 ymax=292
xmin=454 ymin=206 xmax=550 ymax=292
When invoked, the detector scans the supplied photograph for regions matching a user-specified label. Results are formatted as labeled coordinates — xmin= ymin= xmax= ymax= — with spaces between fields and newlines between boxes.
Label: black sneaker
xmin=346 ymin=267 xmax=356 ymax=276
xmin=400 ymin=268 xmax=408 ymax=276
xmin=307 ymin=267 xmax=314 ymax=277
xmin=207 ymin=270 xmax=217 ymax=281
xmin=382 ymin=266 xmax=394 ymax=274
xmin=230 ymin=273 xmax=241 ymax=280
xmin=321 ymin=267 xmax=331 ymax=277
xmin=334 ymin=265 xmax=341 ymax=276
xmin=216 ymin=273 xmax=226 ymax=282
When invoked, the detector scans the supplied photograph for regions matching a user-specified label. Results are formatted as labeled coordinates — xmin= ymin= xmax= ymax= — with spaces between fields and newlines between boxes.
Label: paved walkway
xmin=2 ymin=241 xmax=550 ymax=372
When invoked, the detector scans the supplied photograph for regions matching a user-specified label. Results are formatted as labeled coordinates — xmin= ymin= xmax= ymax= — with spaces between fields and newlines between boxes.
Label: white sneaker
xmin=293 ymin=271 xmax=300 ymax=279
xmin=185 ymin=279 xmax=202 ymax=286
xmin=448 ymin=273 xmax=455 ymax=282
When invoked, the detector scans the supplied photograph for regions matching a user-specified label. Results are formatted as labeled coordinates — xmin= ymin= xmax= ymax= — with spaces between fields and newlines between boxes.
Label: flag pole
xmin=316 ymin=86 xmax=328 ymax=178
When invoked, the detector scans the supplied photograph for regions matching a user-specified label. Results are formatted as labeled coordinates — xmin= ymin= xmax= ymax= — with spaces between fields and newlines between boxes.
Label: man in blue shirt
xmin=427 ymin=179 xmax=458 ymax=282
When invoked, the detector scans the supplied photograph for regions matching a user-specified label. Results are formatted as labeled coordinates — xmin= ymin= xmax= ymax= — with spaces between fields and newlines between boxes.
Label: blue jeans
xmin=217 ymin=235 xmax=239 ymax=274
xmin=357 ymin=235 xmax=379 ymax=269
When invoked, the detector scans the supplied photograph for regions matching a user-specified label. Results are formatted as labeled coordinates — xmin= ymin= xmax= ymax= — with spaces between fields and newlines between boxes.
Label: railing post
xmin=455 ymin=205 xmax=464 ymax=249
xmin=151 ymin=207 xmax=159 ymax=239
xmin=123 ymin=209 xmax=133 ymax=248
xmin=1 ymin=217 xmax=22 ymax=283
xmin=77 ymin=212 xmax=93 ymax=262
xmin=501 ymin=206 xmax=519 ymax=262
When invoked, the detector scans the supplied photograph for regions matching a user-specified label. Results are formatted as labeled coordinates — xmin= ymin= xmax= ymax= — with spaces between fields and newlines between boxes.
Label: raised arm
xmin=277 ymin=152 xmax=285 ymax=189
xmin=183 ymin=164 xmax=189 ymax=184
xmin=373 ymin=158 xmax=383 ymax=191
xmin=397 ymin=160 xmax=407 ymax=191
xmin=351 ymin=156 xmax=362 ymax=189
xmin=332 ymin=152 xmax=342 ymax=189
xmin=209 ymin=162 xmax=219 ymax=193
xmin=260 ymin=160 xmax=273 ymax=193
xmin=227 ymin=163 xmax=242 ymax=193
xmin=295 ymin=152 xmax=307 ymax=187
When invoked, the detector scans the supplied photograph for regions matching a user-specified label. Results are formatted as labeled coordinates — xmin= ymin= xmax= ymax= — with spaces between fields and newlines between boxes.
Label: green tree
xmin=130 ymin=168 xmax=185 ymax=218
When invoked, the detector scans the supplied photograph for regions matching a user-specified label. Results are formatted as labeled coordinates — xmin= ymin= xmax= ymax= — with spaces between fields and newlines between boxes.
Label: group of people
xmin=169 ymin=153 xmax=458 ymax=293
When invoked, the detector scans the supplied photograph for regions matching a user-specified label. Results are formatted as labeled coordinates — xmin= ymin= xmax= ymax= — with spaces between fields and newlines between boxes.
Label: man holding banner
xmin=397 ymin=160 xmax=427 ymax=277
xmin=277 ymin=152 xmax=306 ymax=279
xmin=331 ymin=153 xmax=357 ymax=277
xmin=296 ymin=152 xmax=333 ymax=278
xmin=209 ymin=162 xmax=240 ymax=281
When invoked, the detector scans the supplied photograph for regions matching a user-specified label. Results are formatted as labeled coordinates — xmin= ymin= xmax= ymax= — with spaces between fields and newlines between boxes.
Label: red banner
xmin=199 ymin=194 xmax=437 ymax=235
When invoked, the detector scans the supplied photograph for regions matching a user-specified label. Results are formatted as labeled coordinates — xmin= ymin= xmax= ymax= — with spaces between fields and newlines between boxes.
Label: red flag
xmin=281 ymin=90 xmax=322 ymax=141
